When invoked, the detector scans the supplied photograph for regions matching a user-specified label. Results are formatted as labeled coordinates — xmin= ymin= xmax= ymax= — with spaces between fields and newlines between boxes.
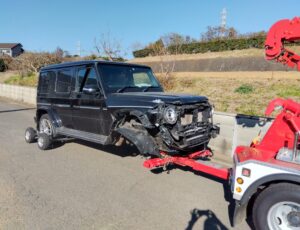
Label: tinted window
xmin=38 ymin=71 xmax=55 ymax=94
xmin=77 ymin=67 xmax=98 ymax=91
xmin=98 ymin=64 xmax=161 ymax=94
xmin=56 ymin=69 xmax=72 ymax=93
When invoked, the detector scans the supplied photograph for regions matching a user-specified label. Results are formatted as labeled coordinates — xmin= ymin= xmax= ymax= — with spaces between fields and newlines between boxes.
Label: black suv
xmin=26 ymin=61 xmax=219 ymax=157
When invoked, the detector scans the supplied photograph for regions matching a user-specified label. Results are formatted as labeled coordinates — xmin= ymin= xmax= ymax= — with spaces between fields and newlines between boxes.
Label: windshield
xmin=98 ymin=63 xmax=162 ymax=94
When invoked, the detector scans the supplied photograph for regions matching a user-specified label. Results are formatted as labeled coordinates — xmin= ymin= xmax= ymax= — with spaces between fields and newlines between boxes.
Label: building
xmin=0 ymin=43 xmax=24 ymax=57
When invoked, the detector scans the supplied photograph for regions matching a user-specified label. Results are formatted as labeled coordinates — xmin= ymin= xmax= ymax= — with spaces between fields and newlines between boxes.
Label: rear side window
xmin=38 ymin=71 xmax=55 ymax=94
xmin=56 ymin=69 xmax=73 ymax=93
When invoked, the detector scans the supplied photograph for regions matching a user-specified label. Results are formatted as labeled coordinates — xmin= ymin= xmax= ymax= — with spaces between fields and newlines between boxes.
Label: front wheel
xmin=253 ymin=183 xmax=300 ymax=230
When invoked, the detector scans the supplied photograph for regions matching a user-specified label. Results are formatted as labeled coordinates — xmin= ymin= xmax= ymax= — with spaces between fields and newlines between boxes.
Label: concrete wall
xmin=0 ymin=83 xmax=36 ymax=105
xmin=209 ymin=112 xmax=273 ymax=164
xmin=0 ymin=83 xmax=273 ymax=164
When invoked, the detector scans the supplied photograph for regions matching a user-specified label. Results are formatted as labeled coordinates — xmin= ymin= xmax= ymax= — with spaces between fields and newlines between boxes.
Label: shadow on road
xmin=185 ymin=209 xmax=229 ymax=230
xmin=52 ymin=138 xmax=140 ymax=158
xmin=0 ymin=108 xmax=35 ymax=113
xmin=150 ymin=164 xmax=237 ymax=228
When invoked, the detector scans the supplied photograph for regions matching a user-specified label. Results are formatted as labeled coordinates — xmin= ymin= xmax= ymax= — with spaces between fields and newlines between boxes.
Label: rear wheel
xmin=253 ymin=183 xmax=300 ymax=230
xmin=39 ymin=114 xmax=53 ymax=136
xmin=38 ymin=114 xmax=53 ymax=150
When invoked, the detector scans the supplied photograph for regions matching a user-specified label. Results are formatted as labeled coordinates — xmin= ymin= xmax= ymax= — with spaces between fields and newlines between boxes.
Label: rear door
xmin=72 ymin=65 xmax=104 ymax=134
xmin=52 ymin=68 xmax=75 ymax=128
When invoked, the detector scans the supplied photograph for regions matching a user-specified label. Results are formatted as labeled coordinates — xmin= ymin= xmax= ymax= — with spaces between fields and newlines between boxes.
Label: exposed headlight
xmin=211 ymin=107 xmax=214 ymax=116
xmin=164 ymin=106 xmax=177 ymax=124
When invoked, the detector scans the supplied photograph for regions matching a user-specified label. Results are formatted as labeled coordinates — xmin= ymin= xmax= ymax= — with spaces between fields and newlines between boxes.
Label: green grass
xmin=4 ymin=72 xmax=38 ymax=87
xmin=234 ymin=84 xmax=254 ymax=94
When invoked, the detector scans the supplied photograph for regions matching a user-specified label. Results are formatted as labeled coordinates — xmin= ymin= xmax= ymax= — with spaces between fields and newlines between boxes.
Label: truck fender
xmin=117 ymin=127 xmax=160 ymax=156
xmin=129 ymin=110 xmax=155 ymax=128
xmin=233 ymin=173 xmax=300 ymax=226
xmin=36 ymin=107 xmax=62 ymax=129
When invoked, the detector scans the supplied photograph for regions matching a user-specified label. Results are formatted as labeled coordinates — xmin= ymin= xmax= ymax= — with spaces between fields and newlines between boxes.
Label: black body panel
xmin=36 ymin=60 xmax=218 ymax=156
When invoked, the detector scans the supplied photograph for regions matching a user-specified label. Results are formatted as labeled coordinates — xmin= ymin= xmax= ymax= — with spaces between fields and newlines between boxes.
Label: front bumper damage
xmin=148 ymin=102 xmax=220 ymax=154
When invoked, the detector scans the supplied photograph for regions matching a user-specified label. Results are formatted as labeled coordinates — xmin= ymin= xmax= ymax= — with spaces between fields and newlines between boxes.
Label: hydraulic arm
xmin=265 ymin=17 xmax=300 ymax=70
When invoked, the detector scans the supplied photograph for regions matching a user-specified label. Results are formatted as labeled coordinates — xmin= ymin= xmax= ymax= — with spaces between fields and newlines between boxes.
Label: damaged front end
xmin=148 ymin=101 xmax=219 ymax=155
xmin=115 ymin=100 xmax=219 ymax=157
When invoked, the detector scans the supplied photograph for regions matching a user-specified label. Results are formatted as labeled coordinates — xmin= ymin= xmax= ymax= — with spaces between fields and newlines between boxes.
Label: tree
xmin=14 ymin=51 xmax=63 ymax=75
xmin=201 ymin=26 xmax=239 ymax=41
xmin=94 ymin=32 xmax=125 ymax=61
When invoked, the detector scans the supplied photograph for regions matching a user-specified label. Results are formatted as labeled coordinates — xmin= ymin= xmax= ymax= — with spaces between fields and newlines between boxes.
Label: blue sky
xmin=1 ymin=0 xmax=299 ymax=57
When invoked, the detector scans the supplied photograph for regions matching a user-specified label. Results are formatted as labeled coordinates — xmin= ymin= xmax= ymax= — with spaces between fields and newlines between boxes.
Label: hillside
xmin=129 ymin=47 xmax=300 ymax=72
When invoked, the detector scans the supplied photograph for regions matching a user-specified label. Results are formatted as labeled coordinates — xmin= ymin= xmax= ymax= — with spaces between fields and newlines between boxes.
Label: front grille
xmin=180 ymin=110 xmax=205 ymax=126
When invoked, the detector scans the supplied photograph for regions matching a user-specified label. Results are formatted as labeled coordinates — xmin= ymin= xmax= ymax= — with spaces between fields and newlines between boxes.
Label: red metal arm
xmin=265 ymin=17 xmax=300 ymax=71
xmin=265 ymin=98 xmax=300 ymax=116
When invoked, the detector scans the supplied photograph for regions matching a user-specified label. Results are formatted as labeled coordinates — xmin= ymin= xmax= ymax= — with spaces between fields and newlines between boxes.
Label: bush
xmin=0 ymin=59 xmax=6 ymax=72
xmin=133 ymin=36 xmax=266 ymax=58
xmin=156 ymin=74 xmax=176 ymax=91
xmin=4 ymin=72 xmax=37 ymax=86
xmin=234 ymin=84 xmax=254 ymax=94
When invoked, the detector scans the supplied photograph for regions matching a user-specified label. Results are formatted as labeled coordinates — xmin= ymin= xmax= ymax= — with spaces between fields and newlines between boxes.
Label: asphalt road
xmin=0 ymin=98 xmax=250 ymax=230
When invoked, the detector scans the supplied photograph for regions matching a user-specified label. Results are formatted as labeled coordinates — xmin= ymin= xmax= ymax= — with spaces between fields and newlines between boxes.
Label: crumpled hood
xmin=106 ymin=92 xmax=208 ymax=108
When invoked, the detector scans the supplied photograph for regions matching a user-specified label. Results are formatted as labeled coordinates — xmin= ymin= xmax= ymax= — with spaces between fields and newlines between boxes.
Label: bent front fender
xmin=117 ymin=127 xmax=160 ymax=156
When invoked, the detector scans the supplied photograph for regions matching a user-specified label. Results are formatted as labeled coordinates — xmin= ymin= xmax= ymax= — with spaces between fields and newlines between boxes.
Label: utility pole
xmin=220 ymin=8 xmax=227 ymax=38
xmin=76 ymin=41 xmax=81 ymax=56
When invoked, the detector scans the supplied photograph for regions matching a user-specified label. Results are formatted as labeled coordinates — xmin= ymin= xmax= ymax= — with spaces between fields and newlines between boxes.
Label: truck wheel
xmin=25 ymin=127 xmax=36 ymax=143
xmin=37 ymin=133 xmax=51 ymax=150
xmin=39 ymin=114 xmax=53 ymax=136
xmin=253 ymin=183 xmax=300 ymax=230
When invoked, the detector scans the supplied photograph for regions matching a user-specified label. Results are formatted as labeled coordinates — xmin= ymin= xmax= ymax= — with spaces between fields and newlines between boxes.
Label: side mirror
xmin=82 ymin=85 xmax=100 ymax=95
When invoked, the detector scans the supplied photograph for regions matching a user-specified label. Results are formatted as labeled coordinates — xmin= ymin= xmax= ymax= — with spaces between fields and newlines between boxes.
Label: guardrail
xmin=0 ymin=83 xmax=273 ymax=164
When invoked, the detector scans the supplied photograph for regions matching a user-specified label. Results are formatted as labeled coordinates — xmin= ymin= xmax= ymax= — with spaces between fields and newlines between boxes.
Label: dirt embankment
xmin=129 ymin=48 xmax=299 ymax=72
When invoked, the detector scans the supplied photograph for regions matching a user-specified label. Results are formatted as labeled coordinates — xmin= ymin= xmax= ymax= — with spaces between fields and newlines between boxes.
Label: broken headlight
xmin=163 ymin=106 xmax=177 ymax=124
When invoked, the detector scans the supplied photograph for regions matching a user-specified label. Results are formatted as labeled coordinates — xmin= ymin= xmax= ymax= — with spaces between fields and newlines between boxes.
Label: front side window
xmin=98 ymin=64 xmax=162 ymax=94
xmin=56 ymin=69 xmax=72 ymax=93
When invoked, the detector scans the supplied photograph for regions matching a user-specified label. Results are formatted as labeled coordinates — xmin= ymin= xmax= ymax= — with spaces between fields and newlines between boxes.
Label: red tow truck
xmin=143 ymin=18 xmax=300 ymax=230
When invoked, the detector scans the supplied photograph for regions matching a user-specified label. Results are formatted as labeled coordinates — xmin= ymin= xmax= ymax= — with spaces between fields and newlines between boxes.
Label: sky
xmin=1 ymin=0 xmax=299 ymax=58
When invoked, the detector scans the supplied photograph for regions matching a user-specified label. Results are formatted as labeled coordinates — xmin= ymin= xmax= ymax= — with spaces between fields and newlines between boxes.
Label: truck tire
xmin=37 ymin=133 xmax=51 ymax=150
xmin=25 ymin=127 xmax=36 ymax=143
xmin=39 ymin=114 xmax=53 ymax=136
xmin=253 ymin=183 xmax=300 ymax=230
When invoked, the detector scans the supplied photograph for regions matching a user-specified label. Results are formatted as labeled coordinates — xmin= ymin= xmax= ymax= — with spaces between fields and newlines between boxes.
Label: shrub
xmin=234 ymin=84 xmax=254 ymax=94
xmin=156 ymin=74 xmax=176 ymax=91
xmin=0 ymin=59 xmax=6 ymax=72
xmin=133 ymin=36 xmax=266 ymax=58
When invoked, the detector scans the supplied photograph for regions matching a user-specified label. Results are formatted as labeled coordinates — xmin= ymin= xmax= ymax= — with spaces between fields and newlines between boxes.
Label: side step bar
xmin=143 ymin=150 xmax=230 ymax=180
xmin=56 ymin=127 xmax=108 ymax=145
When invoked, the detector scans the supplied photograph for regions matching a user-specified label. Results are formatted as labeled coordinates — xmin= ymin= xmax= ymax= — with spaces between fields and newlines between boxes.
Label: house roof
xmin=0 ymin=43 xmax=22 ymax=49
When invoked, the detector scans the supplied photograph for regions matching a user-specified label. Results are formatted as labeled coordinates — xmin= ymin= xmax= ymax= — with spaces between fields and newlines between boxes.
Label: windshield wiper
xmin=117 ymin=86 xmax=139 ymax=93
xmin=143 ymin=86 xmax=159 ymax=92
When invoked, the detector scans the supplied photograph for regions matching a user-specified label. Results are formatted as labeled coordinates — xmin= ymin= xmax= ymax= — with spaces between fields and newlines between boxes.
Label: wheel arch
xmin=234 ymin=173 xmax=300 ymax=226
xmin=36 ymin=107 xmax=62 ymax=129
xmin=241 ymin=173 xmax=300 ymax=206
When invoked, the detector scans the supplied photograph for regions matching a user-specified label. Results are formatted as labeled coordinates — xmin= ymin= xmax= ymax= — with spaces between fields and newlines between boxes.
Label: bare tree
xmin=148 ymin=34 xmax=185 ymax=90
xmin=94 ymin=32 xmax=124 ymax=61
xmin=14 ymin=51 xmax=63 ymax=75
xmin=201 ymin=26 xmax=239 ymax=41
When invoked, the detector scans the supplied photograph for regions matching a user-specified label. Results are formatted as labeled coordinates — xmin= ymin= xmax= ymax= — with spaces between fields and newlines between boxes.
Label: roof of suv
xmin=40 ymin=60 xmax=150 ymax=71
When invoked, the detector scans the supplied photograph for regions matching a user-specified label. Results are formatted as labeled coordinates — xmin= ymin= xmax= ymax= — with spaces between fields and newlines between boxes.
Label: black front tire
xmin=37 ymin=133 xmax=51 ymax=150
xmin=253 ymin=183 xmax=300 ymax=230
xmin=25 ymin=127 xmax=36 ymax=143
